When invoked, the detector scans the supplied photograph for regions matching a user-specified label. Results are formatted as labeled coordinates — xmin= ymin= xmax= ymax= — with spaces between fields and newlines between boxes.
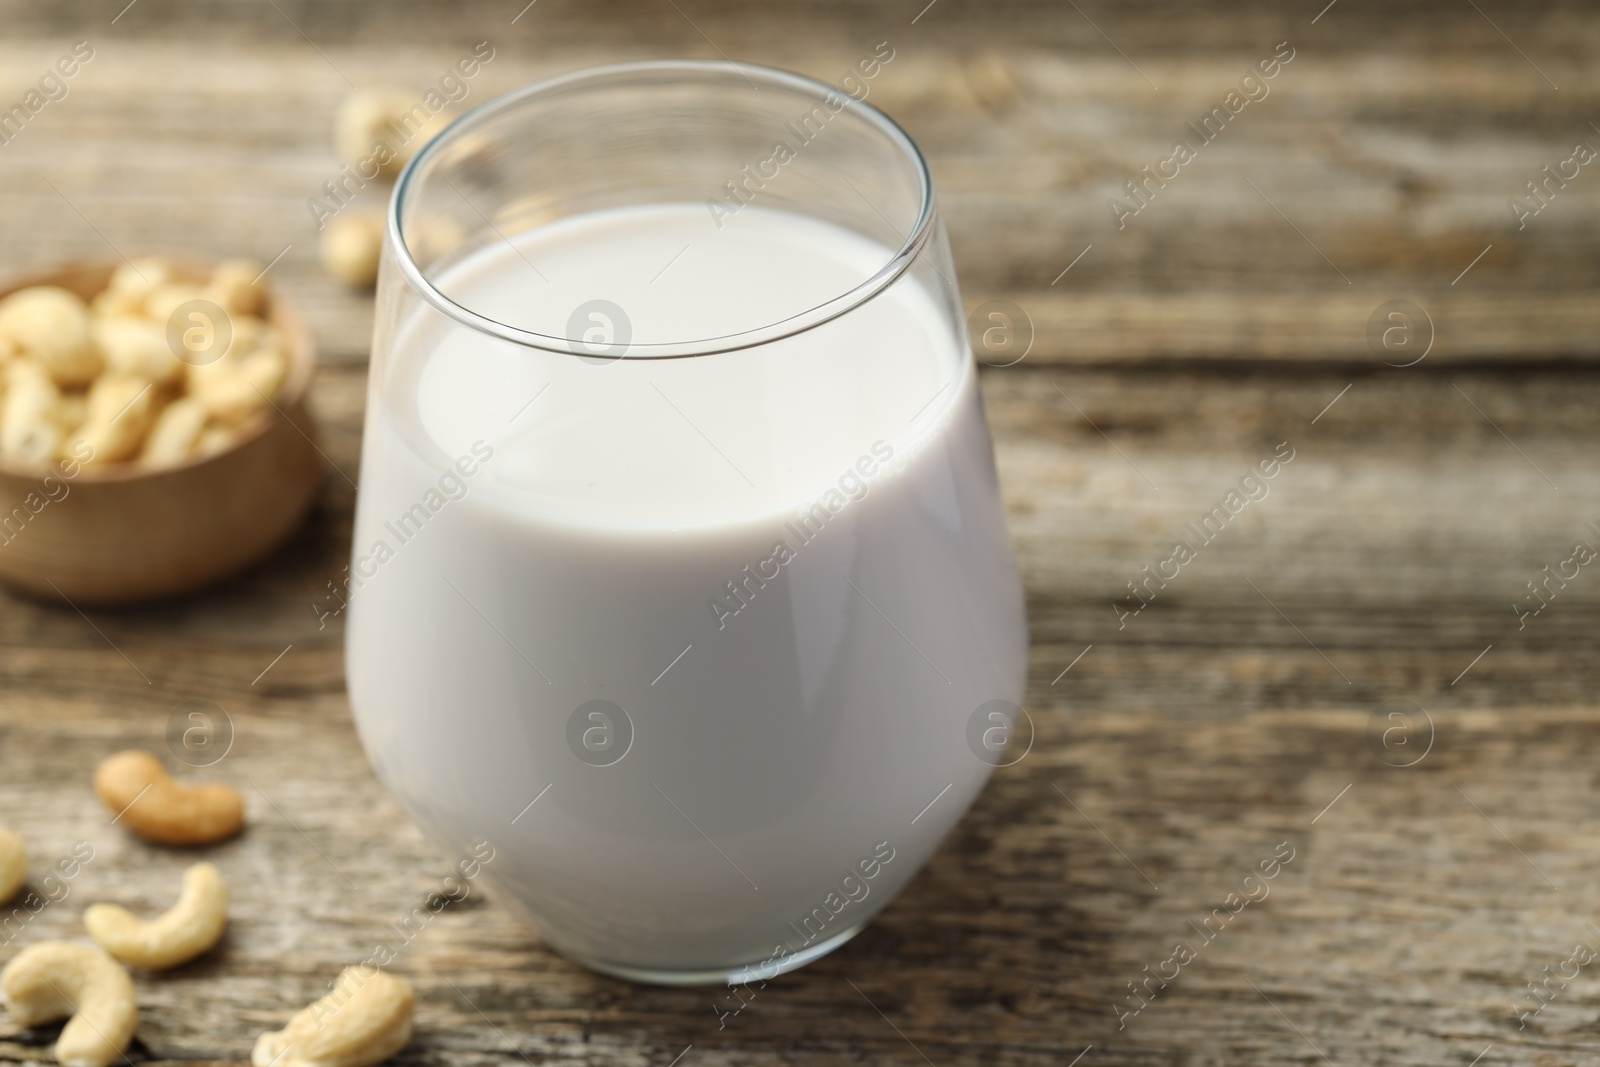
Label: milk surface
xmin=347 ymin=203 xmax=1027 ymax=975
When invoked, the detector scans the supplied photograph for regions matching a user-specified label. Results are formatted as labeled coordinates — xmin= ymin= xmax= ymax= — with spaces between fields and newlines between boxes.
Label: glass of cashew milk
xmin=345 ymin=60 xmax=1028 ymax=985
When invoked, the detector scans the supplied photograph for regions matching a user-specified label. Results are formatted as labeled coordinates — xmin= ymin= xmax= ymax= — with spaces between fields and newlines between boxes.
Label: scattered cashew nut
xmin=0 ymin=826 xmax=24 ymax=904
xmin=252 ymin=967 xmax=414 ymax=1067
xmin=321 ymin=211 xmax=384 ymax=289
xmin=93 ymin=749 xmax=245 ymax=845
xmin=84 ymin=862 xmax=228 ymax=970
xmin=0 ymin=942 xmax=138 ymax=1067
xmin=335 ymin=89 xmax=443 ymax=179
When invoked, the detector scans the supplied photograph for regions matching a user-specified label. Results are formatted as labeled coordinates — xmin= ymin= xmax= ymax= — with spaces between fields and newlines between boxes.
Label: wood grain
xmin=3 ymin=362 xmax=1598 ymax=1067
xmin=1 ymin=2 xmax=1597 ymax=1066
xmin=0 ymin=0 xmax=1594 ymax=363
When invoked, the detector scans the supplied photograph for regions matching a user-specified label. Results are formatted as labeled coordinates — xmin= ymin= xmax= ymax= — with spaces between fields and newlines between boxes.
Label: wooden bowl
xmin=0 ymin=259 xmax=324 ymax=604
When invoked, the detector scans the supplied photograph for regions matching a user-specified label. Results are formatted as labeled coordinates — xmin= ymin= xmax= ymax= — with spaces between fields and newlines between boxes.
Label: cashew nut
xmin=195 ymin=424 xmax=238 ymax=458
xmin=142 ymin=283 xmax=208 ymax=327
xmin=0 ymin=259 xmax=291 ymax=473
xmin=252 ymin=968 xmax=414 ymax=1067
xmin=0 ymin=942 xmax=138 ymax=1067
xmin=334 ymin=89 xmax=404 ymax=172
xmin=94 ymin=259 xmax=186 ymax=317
xmin=335 ymin=89 xmax=443 ymax=179
xmin=0 ymin=826 xmax=24 ymax=904
xmin=321 ymin=211 xmax=384 ymax=288
xmin=138 ymin=396 xmax=207 ymax=468
xmin=65 ymin=375 xmax=157 ymax=466
xmin=108 ymin=257 xmax=177 ymax=295
xmin=91 ymin=315 xmax=185 ymax=386
xmin=91 ymin=290 xmax=143 ymax=318
xmin=188 ymin=341 xmax=284 ymax=425
xmin=240 ymin=348 xmax=285 ymax=400
xmin=205 ymin=260 xmax=266 ymax=318
xmin=0 ymin=287 xmax=101 ymax=387
xmin=54 ymin=392 xmax=86 ymax=434
xmin=1 ymin=360 xmax=63 ymax=467
xmin=224 ymin=315 xmax=268 ymax=359
xmin=84 ymin=862 xmax=227 ymax=970
xmin=93 ymin=750 xmax=244 ymax=845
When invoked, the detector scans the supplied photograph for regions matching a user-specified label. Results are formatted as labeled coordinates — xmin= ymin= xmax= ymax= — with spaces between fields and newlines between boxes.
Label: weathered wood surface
xmin=2 ymin=2 xmax=1599 ymax=1066
xmin=0 ymin=0 xmax=1596 ymax=363
xmin=5 ymin=363 xmax=1599 ymax=1067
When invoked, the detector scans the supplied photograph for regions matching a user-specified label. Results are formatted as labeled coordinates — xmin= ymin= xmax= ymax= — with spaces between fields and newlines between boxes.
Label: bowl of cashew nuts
xmin=0 ymin=255 xmax=322 ymax=604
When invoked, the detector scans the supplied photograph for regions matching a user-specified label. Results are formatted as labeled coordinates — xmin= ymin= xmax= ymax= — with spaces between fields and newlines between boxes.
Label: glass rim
xmin=387 ymin=59 xmax=937 ymax=360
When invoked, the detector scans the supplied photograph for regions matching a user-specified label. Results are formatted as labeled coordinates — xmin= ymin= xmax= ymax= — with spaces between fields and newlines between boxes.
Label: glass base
xmin=561 ymin=918 xmax=870 ymax=987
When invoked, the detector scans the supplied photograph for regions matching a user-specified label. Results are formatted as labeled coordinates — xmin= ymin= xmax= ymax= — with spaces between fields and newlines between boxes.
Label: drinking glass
xmin=346 ymin=60 xmax=1028 ymax=985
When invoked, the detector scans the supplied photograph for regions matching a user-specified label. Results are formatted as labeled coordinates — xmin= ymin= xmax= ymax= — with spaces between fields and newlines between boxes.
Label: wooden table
xmin=2 ymin=2 xmax=1598 ymax=1064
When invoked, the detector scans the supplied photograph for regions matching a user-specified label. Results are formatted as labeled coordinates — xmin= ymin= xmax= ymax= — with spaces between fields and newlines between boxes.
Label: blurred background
xmin=1 ymin=2 xmax=1597 ymax=1065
